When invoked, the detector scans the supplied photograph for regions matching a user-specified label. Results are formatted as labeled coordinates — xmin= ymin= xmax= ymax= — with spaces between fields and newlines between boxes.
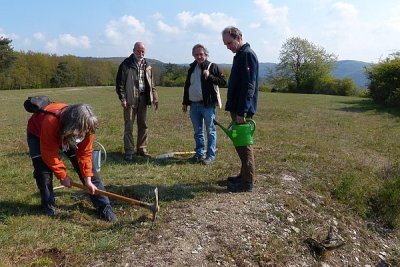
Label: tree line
xmin=0 ymin=37 xmax=193 ymax=90
xmin=1 ymin=37 xmax=399 ymax=106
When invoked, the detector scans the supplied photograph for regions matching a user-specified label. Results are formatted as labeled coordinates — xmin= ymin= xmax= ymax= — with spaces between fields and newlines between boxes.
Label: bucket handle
xmin=246 ymin=118 xmax=256 ymax=135
xmin=94 ymin=141 xmax=107 ymax=163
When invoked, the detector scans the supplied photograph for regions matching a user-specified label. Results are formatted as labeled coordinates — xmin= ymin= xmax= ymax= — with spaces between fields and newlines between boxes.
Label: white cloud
xmin=151 ymin=12 xmax=163 ymax=20
xmin=332 ymin=2 xmax=358 ymax=18
xmin=381 ymin=4 xmax=400 ymax=33
xmin=43 ymin=34 xmax=90 ymax=54
xmin=177 ymin=11 xmax=236 ymax=32
xmin=33 ymin=32 xmax=46 ymax=41
xmin=0 ymin=28 xmax=7 ymax=38
xmin=45 ymin=40 xmax=58 ymax=53
xmin=59 ymin=34 xmax=90 ymax=48
xmin=249 ymin=23 xmax=261 ymax=29
xmin=0 ymin=31 xmax=19 ymax=40
xmin=105 ymin=15 xmax=148 ymax=46
xmin=253 ymin=0 xmax=289 ymax=26
xmin=157 ymin=21 xmax=180 ymax=34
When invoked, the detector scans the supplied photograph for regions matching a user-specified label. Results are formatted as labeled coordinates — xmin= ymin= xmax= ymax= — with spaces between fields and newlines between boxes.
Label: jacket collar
xmin=126 ymin=54 xmax=147 ymax=68
xmin=190 ymin=60 xmax=210 ymax=69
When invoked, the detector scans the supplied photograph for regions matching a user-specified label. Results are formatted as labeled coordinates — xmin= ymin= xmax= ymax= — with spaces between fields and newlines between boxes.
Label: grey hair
xmin=192 ymin=43 xmax=209 ymax=57
xmin=60 ymin=104 xmax=98 ymax=145
xmin=222 ymin=26 xmax=242 ymax=40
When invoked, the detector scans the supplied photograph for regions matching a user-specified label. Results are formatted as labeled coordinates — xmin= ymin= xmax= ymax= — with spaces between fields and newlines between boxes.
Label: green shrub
xmin=366 ymin=52 xmax=400 ymax=107
xmin=259 ymin=82 xmax=272 ymax=92
xmin=316 ymin=77 xmax=357 ymax=96
xmin=374 ymin=176 xmax=400 ymax=228
xmin=332 ymin=173 xmax=373 ymax=218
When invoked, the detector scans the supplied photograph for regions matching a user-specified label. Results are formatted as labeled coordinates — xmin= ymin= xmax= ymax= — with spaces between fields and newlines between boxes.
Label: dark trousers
xmin=27 ymin=131 xmax=110 ymax=212
xmin=230 ymin=112 xmax=256 ymax=184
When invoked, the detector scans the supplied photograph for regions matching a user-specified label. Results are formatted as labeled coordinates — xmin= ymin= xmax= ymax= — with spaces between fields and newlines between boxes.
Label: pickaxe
xmin=71 ymin=182 xmax=159 ymax=221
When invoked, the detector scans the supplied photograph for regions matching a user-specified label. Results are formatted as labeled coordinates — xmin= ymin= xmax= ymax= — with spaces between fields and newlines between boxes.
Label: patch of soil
xmin=92 ymin=172 xmax=400 ymax=266
xmin=18 ymin=248 xmax=68 ymax=267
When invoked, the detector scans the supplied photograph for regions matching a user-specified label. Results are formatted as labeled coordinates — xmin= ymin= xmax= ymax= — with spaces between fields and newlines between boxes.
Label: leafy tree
xmin=50 ymin=61 xmax=75 ymax=87
xmin=366 ymin=52 xmax=400 ymax=107
xmin=80 ymin=59 xmax=116 ymax=86
xmin=161 ymin=63 xmax=187 ymax=87
xmin=276 ymin=37 xmax=337 ymax=93
xmin=0 ymin=37 xmax=17 ymax=73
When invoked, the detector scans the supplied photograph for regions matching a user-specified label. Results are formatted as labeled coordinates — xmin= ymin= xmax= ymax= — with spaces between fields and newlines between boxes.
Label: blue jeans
xmin=189 ymin=103 xmax=217 ymax=159
xmin=27 ymin=131 xmax=111 ymax=212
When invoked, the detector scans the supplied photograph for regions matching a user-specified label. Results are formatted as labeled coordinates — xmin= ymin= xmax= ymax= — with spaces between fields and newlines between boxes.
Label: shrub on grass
xmin=374 ymin=176 xmax=400 ymax=228
xmin=332 ymin=173 xmax=373 ymax=218
xmin=366 ymin=52 xmax=400 ymax=107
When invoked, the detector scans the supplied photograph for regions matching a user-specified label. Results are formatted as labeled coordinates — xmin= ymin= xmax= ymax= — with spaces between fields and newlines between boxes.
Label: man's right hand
xmin=182 ymin=105 xmax=188 ymax=113
xmin=121 ymin=100 xmax=127 ymax=108
xmin=61 ymin=175 xmax=73 ymax=187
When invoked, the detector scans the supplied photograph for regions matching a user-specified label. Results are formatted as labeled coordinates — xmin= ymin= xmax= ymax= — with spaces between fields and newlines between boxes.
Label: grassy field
xmin=0 ymin=86 xmax=399 ymax=266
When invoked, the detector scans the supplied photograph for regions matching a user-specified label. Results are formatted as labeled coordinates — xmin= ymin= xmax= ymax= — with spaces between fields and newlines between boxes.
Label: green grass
xmin=1 ymin=86 xmax=400 ymax=265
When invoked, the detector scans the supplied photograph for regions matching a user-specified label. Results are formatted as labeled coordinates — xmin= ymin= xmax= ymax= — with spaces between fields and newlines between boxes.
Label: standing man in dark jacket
xmin=182 ymin=44 xmax=227 ymax=165
xmin=222 ymin=26 xmax=259 ymax=192
xmin=116 ymin=42 xmax=159 ymax=161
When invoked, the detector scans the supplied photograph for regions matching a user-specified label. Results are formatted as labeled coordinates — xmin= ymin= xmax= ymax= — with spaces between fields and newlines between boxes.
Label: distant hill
xmin=95 ymin=57 xmax=370 ymax=88
xmin=331 ymin=60 xmax=371 ymax=88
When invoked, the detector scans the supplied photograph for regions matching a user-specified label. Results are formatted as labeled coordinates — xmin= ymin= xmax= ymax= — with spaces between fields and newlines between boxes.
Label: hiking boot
xmin=188 ymin=154 xmax=204 ymax=164
xmin=216 ymin=175 xmax=241 ymax=186
xmin=43 ymin=205 xmax=56 ymax=217
xmin=227 ymin=181 xmax=253 ymax=193
xmin=124 ymin=154 xmax=135 ymax=162
xmin=202 ymin=157 xmax=214 ymax=165
xmin=228 ymin=175 xmax=241 ymax=183
xmin=100 ymin=205 xmax=117 ymax=222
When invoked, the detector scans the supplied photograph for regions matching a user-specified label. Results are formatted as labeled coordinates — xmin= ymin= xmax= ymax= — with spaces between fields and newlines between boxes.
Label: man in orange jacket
xmin=27 ymin=103 xmax=117 ymax=222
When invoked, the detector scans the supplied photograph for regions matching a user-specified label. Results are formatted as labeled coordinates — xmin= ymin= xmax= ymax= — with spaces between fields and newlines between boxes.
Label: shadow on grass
xmin=105 ymin=181 xmax=226 ymax=204
xmin=0 ymin=182 xmax=226 ymax=223
xmin=104 ymin=151 xmax=190 ymax=166
xmin=337 ymin=98 xmax=400 ymax=117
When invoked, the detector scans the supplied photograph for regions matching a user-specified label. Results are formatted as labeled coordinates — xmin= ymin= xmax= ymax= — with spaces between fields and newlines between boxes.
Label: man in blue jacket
xmin=222 ymin=26 xmax=259 ymax=192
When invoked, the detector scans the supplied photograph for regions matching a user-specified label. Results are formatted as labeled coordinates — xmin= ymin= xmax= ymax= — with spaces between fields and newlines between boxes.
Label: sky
xmin=1 ymin=0 xmax=399 ymax=64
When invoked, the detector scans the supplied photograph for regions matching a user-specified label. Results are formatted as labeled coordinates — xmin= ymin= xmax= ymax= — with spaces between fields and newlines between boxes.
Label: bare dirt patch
xmin=17 ymin=248 xmax=68 ymax=267
xmin=92 ymin=173 xmax=399 ymax=266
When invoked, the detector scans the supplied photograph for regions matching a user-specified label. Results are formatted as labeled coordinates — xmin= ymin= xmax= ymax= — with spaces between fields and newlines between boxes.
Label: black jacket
xmin=182 ymin=60 xmax=226 ymax=106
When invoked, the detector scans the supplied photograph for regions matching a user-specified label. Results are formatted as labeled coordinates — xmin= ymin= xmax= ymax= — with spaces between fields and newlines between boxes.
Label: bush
xmin=258 ymin=82 xmax=272 ymax=92
xmin=373 ymin=169 xmax=400 ymax=228
xmin=315 ymin=77 xmax=357 ymax=96
xmin=332 ymin=173 xmax=373 ymax=218
xmin=366 ymin=52 xmax=400 ymax=107
xmin=334 ymin=162 xmax=400 ymax=228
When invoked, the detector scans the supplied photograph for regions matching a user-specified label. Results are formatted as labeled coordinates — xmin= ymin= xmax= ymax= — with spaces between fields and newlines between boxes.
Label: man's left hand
xmin=84 ymin=177 xmax=97 ymax=195
xmin=153 ymin=101 xmax=159 ymax=111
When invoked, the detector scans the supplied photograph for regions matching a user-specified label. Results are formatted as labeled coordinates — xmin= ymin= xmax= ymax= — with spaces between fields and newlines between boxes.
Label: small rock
xmin=291 ymin=226 xmax=300 ymax=233
xmin=379 ymin=251 xmax=387 ymax=257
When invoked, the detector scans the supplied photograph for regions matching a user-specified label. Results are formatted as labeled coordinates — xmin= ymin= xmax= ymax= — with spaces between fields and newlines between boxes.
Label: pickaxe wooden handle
xmin=71 ymin=182 xmax=159 ymax=221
